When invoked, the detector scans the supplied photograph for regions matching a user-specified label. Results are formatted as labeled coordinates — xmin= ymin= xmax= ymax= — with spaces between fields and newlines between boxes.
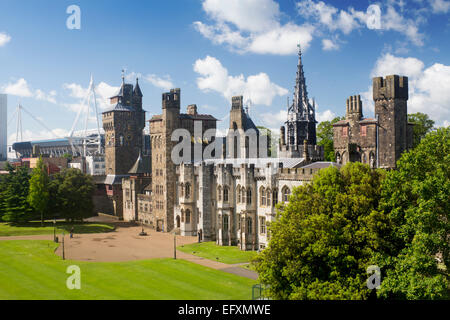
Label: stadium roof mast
xmin=68 ymin=75 xmax=102 ymax=157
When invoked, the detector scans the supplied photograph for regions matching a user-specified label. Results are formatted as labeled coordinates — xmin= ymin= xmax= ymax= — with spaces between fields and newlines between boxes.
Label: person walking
xmin=70 ymin=226 xmax=74 ymax=239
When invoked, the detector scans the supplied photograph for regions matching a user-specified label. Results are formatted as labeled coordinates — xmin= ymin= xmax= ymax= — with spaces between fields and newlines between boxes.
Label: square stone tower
xmin=373 ymin=75 xmax=413 ymax=169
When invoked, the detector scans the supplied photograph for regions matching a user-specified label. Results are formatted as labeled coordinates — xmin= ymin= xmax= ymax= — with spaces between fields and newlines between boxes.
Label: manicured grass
xmin=0 ymin=240 xmax=255 ymax=300
xmin=177 ymin=241 xmax=257 ymax=264
xmin=0 ymin=222 xmax=115 ymax=236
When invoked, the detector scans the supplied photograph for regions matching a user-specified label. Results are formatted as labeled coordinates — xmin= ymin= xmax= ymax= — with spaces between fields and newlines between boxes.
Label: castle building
xmin=148 ymin=89 xmax=217 ymax=232
xmin=333 ymin=75 xmax=413 ymax=169
xmin=101 ymin=75 xmax=148 ymax=218
xmin=279 ymin=46 xmax=323 ymax=161
xmin=174 ymin=95 xmax=337 ymax=250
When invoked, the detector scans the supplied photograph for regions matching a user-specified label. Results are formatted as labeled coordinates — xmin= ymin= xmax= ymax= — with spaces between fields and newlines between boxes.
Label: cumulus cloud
xmin=316 ymin=109 xmax=336 ymax=122
xmin=1 ymin=78 xmax=56 ymax=104
xmin=362 ymin=53 xmax=450 ymax=126
xmin=194 ymin=0 xmax=315 ymax=55
xmin=322 ymin=39 xmax=339 ymax=51
xmin=0 ymin=32 xmax=11 ymax=47
xmin=126 ymin=71 xmax=174 ymax=91
xmin=430 ymin=0 xmax=450 ymax=13
xmin=296 ymin=0 xmax=425 ymax=47
xmin=194 ymin=55 xmax=288 ymax=106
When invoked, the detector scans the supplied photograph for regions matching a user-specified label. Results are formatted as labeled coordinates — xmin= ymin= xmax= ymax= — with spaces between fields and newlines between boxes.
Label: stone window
xmin=272 ymin=189 xmax=278 ymax=206
xmin=185 ymin=183 xmax=191 ymax=199
xmin=223 ymin=215 xmax=229 ymax=231
xmin=237 ymin=186 xmax=241 ymax=203
xmin=360 ymin=125 xmax=367 ymax=136
xmin=266 ymin=189 xmax=271 ymax=207
xmin=342 ymin=126 xmax=348 ymax=137
xmin=185 ymin=210 xmax=191 ymax=223
xmin=282 ymin=186 xmax=291 ymax=202
xmin=217 ymin=186 xmax=222 ymax=201
xmin=246 ymin=188 xmax=252 ymax=204
xmin=223 ymin=187 xmax=229 ymax=202
xmin=260 ymin=187 xmax=266 ymax=206
xmin=260 ymin=217 xmax=266 ymax=234
xmin=242 ymin=187 xmax=246 ymax=203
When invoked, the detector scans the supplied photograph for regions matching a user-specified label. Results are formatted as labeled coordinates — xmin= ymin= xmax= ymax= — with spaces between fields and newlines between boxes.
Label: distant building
xmin=0 ymin=94 xmax=7 ymax=161
xmin=333 ymin=75 xmax=413 ymax=169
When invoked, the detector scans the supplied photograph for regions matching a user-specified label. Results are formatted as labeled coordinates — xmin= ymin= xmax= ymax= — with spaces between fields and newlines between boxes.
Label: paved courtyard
xmin=0 ymin=216 xmax=258 ymax=280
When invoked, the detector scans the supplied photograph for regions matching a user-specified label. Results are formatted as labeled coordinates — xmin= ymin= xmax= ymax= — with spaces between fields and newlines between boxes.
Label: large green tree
xmin=1 ymin=165 xmax=35 ymax=223
xmin=374 ymin=127 xmax=449 ymax=299
xmin=50 ymin=168 xmax=95 ymax=222
xmin=27 ymin=157 xmax=50 ymax=226
xmin=407 ymin=112 xmax=435 ymax=148
xmin=317 ymin=116 xmax=344 ymax=161
xmin=254 ymin=162 xmax=386 ymax=300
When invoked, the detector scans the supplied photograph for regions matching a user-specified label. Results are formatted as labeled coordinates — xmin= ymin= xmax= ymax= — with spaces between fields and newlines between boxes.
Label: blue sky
xmin=1 ymin=0 xmax=449 ymax=143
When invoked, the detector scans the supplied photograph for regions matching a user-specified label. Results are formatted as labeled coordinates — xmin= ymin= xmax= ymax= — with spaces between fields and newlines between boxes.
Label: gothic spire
xmin=291 ymin=44 xmax=311 ymax=120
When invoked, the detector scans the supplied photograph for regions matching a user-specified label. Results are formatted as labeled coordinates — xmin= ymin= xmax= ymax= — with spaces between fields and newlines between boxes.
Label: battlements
xmin=187 ymin=104 xmax=198 ymax=115
xmin=232 ymin=96 xmax=243 ymax=109
xmin=162 ymin=88 xmax=181 ymax=109
xmin=346 ymin=95 xmax=363 ymax=119
xmin=373 ymin=75 xmax=408 ymax=101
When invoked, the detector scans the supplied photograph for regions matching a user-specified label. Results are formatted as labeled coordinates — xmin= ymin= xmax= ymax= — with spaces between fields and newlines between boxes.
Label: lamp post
xmin=62 ymin=232 xmax=65 ymax=260
xmin=53 ymin=219 xmax=56 ymax=242
xmin=173 ymin=232 xmax=176 ymax=260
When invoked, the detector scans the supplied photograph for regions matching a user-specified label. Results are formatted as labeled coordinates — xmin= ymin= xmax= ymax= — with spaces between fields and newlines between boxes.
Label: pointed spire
xmin=134 ymin=77 xmax=143 ymax=97
xmin=291 ymin=43 xmax=309 ymax=119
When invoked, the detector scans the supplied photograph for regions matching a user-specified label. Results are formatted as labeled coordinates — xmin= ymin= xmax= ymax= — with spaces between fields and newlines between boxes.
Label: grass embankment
xmin=178 ymin=241 xmax=257 ymax=264
xmin=0 ymin=221 xmax=115 ymax=236
xmin=0 ymin=240 xmax=255 ymax=300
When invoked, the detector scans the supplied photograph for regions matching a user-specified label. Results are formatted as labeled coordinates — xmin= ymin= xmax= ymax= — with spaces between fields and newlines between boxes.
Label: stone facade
xmin=149 ymin=88 xmax=217 ymax=232
xmin=101 ymin=76 xmax=146 ymax=218
xmin=333 ymin=75 xmax=413 ymax=169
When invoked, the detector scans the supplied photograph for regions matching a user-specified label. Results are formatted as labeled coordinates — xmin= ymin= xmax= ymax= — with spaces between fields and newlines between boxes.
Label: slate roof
xmin=128 ymin=154 xmax=151 ymax=174
xmin=103 ymin=102 xmax=134 ymax=113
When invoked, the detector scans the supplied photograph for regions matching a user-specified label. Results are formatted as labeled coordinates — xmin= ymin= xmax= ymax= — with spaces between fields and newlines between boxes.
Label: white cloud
xmin=194 ymin=56 xmax=288 ymax=106
xmin=1 ymin=78 xmax=56 ymax=104
xmin=0 ymin=32 xmax=11 ymax=47
xmin=322 ymin=39 xmax=339 ymax=51
xmin=364 ymin=53 xmax=450 ymax=126
xmin=430 ymin=0 xmax=450 ymax=13
xmin=296 ymin=0 xmax=425 ymax=47
xmin=260 ymin=109 xmax=287 ymax=128
xmin=144 ymin=74 xmax=174 ymax=91
xmin=316 ymin=109 xmax=336 ymax=122
xmin=126 ymin=71 xmax=174 ymax=91
xmin=194 ymin=0 xmax=315 ymax=55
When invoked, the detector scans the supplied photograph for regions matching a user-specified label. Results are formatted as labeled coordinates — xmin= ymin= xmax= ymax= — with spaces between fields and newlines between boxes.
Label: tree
xmin=1 ymin=166 xmax=35 ymax=223
xmin=28 ymin=157 xmax=50 ymax=226
xmin=374 ymin=127 xmax=449 ymax=299
xmin=407 ymin=112 xmax=435 ymax=148
xmin=51 ymin=168 xmax=95 ymax=222
xmin=317 ymin=116 xmax=344 ymax=161
xmin=254 ymin=162 xmax=386 ymax=300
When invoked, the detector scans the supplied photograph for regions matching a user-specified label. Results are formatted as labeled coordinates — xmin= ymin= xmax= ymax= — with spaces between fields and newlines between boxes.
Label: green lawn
xmin=0 ymin=222 xmax=115 ymax=236
xmin=0 ymin=240 xmax=255 ymax=300
xmin=177 ymin=241 xmax=257 ymax=264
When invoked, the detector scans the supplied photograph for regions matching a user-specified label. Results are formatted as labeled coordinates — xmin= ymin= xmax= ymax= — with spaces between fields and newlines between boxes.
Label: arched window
xmin=185 ymin=183 xmax=191 ymax=199
xmin=266 ymin=188 xmax=271 ymax=207
xmin=181 ymin=209 xmax=185 ymax=223
xmin=247 ymin=217 xmax=252 ymax=234
xmin=217 ymin=186 xmax=222 ymax=201
xmin=282 ymin=186 xmax=291 ymax=202
xmin=223 ymin=187 xmax=229 ymax=202
xmin=185 ymin=209 xmax=191 ymax=223
xmin=260 ymin=187 xmax=266 ymax=206
xmin=246 ymin=188 xmax=252 ymax=204
xmin=241 ymin=187 xmax=246 ymax=204
xmin=223 ymin=215 xmax=229 ymax=231
xmin=237 ymin=185 xmax=241 ymax=203
xmin=272 ymin=188 xmax=278 ymax=206
xmin=119 ymin=135 xmax=124 ymax=146
xmin=176 ymin=215 xmax=180 ymax=228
